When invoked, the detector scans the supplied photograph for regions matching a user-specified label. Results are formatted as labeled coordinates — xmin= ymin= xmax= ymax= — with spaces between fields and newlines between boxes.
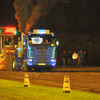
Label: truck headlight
xmin=51 ymin=59 xmax=55 ymax=62
xmin=51 ymin=58 xmax=56 ymax=67
xmin=51 ymin=63 xmax=56 ymax=66
xmin=28 ymin=58 xmax=33 ymax=62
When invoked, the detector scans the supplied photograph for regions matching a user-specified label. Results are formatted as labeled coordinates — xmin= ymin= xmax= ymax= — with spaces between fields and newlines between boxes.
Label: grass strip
xmin=0 ymin=79 xmax=100 ymax=100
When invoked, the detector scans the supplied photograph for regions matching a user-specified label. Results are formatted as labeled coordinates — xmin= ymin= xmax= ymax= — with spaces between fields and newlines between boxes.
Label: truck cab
xmin=14 ymin=29 xmax=59 ymax=71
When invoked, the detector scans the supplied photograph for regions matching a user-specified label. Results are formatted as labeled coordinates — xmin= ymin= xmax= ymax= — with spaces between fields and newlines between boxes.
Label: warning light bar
xmin=0 ymin=27 xmax=16 ymax=35
xmin=6 ymin=28 xmax=15 ymax=33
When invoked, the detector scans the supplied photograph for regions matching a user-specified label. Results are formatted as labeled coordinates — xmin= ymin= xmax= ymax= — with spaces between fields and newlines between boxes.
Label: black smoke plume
xmin=13 ymin=0 xmax=59 ymax=32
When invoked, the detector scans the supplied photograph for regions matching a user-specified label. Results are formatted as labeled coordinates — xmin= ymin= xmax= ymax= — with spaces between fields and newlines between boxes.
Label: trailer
xmin=13 ymin=29 xmax=59 ymax=71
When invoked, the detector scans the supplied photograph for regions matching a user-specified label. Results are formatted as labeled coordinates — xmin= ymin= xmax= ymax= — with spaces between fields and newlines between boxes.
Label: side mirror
xmin=56 ymin=40 xmax=59 ymax=46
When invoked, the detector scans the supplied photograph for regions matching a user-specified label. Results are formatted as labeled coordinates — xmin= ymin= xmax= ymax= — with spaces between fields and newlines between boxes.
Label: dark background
xmin=0 ymin=0 xmax=100 ymax=66
xmin=0 ymin=0 xmax=100 ymax=33
xmin=0 ymin=0 xmax=18 ymax=28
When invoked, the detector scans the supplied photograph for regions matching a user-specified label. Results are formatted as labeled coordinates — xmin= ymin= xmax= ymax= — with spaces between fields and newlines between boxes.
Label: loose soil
xmin=0 ymin=67 xmax=100 ymax=94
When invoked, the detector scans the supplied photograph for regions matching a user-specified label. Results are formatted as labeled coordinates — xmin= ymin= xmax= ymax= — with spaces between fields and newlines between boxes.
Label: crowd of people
xmin=62 ymin=50 xmax=87 ymax=67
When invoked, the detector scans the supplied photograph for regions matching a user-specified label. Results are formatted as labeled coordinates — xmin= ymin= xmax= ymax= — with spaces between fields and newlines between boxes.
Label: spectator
xmin=72 ymin=52 xmax=78 ymax=66
xmin=62 ymin=51 xmax=66 ymax=67
xmin=78 ymin=50 xmax=84 ymax=67
xmin=77 ymin=51 xmax=80 ymax=66
xmin=67 ymin=51 xmax=72 ymax=66
xmin=83 ymin=51 xmax=88 ymax=66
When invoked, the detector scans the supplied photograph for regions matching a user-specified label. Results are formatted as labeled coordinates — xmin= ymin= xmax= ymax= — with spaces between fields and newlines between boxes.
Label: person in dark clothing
xmin=67 ymin=51 xmax=72 ymax=66
xmin=78 ymin=50 xmax=84 ymax=66
xmin=83 ymin=51 xmax=88 ymax=66
xmin=5 ymin=38 xmax=9 ymax=45
xmin=62 ymin=51 xmax=66 ymax=67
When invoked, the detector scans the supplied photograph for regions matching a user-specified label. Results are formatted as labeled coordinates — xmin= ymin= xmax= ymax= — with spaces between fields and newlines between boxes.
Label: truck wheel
xmin=48 ymin=68 xmax=51 ymax=72
xmin=34 ymin=68 xmax=39 ymax=72
xmin=12 ymin=57 xmax=16 ymax=71
xmin=5 ymin=55 xmax=16 ymax=71
xmin=22 ymin=59 xmax=28 ymax=72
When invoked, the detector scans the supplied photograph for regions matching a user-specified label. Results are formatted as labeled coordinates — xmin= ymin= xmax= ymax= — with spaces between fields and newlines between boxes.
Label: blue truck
xmin=13 ymin=29 xmax=59 ymax=71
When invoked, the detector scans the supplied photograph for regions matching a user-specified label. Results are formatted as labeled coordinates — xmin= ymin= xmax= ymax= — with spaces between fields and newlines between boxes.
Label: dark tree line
xmin=36 ymin=0 xmax=100 ymax=33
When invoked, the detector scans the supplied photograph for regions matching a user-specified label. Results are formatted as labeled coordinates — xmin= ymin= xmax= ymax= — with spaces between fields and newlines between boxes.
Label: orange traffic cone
xmin=24 ymin=73 xmax=30 ymax=87
xmin=63 ymin=76 xmax=70 ymax=93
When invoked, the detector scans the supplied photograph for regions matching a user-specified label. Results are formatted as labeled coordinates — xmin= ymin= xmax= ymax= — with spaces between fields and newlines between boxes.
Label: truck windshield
xmin=28 ymin=35 xmax=54 ymax=45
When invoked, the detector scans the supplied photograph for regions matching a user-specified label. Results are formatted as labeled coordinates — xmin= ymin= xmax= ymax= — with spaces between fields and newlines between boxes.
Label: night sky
xmin=0 ymin=0 xmax=100 ymax=33
xmin=0 ymin=0 xmax=18 ymax=28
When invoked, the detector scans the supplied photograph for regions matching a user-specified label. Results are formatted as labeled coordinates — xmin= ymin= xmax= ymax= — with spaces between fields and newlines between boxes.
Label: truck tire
xmin=12 ymin=57 xmax=16 ymax=71
xmin=22 ymin=59 xmax=28 ymax=72
xmin=5 ymin=55 xmax=14 ymax=71
xmin=48 ymin=68 xmax=51 ymax=72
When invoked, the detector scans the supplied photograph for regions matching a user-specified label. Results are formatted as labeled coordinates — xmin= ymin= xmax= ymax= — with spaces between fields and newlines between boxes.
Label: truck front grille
xmin=37 ymin=49 xmax=47 ymax=62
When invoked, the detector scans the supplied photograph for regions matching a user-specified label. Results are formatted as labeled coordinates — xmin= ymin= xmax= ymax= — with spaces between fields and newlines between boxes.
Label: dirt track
xmin=0 ymin=67 xmax=100 ymax=94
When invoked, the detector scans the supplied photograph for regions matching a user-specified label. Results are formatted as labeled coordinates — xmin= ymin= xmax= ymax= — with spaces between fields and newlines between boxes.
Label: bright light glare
xmin=29 ymin=59 xmax=32 ymax=62
xmin=51 ymin=63 xmax=56 ymax=67
xmin=29 ymin=34 xmax=31 ymax=36
xmin=51 ymin=59 xmax=55 ymax=62
xmin=6 ymin=28 xmax=15 ymax=33
xmin=37 ymin=29 xmax=46 ymax=34
xmin=29 ymin=63 xmax=32 ymax=66
xmin=31 ymin=37 xmax=43 ymax=44
xmin=18 ymin=47 xmax=21 ymax=51
xmin=56 ymin=41 xmax=59 ymax=46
